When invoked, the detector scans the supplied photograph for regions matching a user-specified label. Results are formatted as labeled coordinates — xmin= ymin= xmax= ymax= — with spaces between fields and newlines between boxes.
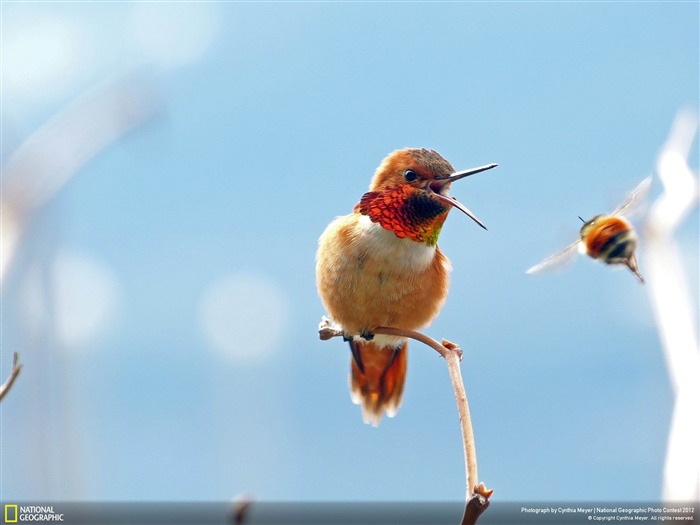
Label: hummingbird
xmin=316 ymin=148 xmax=497 ymax=426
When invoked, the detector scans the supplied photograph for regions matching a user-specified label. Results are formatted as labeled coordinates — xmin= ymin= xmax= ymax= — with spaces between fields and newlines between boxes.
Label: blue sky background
xmin=1 ymin=0 xmax=698 ymax=507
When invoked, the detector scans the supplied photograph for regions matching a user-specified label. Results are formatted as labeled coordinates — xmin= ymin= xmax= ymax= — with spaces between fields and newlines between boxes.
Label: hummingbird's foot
xmin=359 ymin=330 xmax=375 ymax=341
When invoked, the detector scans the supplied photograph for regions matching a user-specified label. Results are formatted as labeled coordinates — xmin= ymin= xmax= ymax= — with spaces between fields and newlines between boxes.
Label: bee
xmin=527 ymin=177 xmax=651 ymax=284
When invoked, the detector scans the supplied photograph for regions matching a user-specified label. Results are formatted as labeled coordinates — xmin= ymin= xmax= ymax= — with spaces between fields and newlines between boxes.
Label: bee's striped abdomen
xmin=583 ymin=216 xmax=636 ymax=264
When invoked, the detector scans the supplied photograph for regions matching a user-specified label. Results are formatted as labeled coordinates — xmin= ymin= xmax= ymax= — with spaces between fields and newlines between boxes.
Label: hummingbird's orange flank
xmin=316 ymin=148 xmax=498 ymax=426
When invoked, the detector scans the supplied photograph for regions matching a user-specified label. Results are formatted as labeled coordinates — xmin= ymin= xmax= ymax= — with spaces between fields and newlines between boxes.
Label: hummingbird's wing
xmin=612 ymin=176 xmax=652 ymax=217
xmin=526 ymin=240 xmax=581 ymax=275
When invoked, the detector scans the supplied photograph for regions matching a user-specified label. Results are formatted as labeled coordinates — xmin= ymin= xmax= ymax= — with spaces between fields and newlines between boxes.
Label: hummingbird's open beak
xmin=430 ymin=163 xmax=498 ymax=230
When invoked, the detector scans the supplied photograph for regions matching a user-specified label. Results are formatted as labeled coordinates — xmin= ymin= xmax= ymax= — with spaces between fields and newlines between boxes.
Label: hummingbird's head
xmin=356 ymin=148 xmax=497 ymax=244
xmin=369 ymin=148 xmax=455 ymax=192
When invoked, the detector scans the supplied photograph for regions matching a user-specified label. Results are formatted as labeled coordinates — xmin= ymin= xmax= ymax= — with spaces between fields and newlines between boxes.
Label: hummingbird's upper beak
xmin=429 ymin=163 xmax=498 ymax=230
xmin=442 ymin=163 xmax=499 ymax=184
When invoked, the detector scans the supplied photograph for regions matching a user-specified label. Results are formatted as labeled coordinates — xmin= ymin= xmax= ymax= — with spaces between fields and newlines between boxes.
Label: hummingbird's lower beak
xmin=433 ymin=193 xmax=488 ymax=230
xmin=430 ymin=162 xmax=498 ymax=230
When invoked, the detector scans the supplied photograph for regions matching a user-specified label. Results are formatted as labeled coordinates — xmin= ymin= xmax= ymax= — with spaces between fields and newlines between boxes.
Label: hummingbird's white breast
xmin=316 ymin=213 xmax=451 ymax=343
xmin=355 ymin=215 xmax=442 ymax=272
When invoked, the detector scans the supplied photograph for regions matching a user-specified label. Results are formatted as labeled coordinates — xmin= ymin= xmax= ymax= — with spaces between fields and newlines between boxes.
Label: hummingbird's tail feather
xmin=349 ymin=339 xmax=407 ymax=427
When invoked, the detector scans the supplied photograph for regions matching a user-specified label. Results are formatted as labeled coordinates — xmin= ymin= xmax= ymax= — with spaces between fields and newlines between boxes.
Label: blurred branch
xmin=0 ymin=352 xmax=22 ymax=402
xmin=643 ymin=107 xmax=699 ymax=502
xmin=1 ymin=74 xmax=159 ymax=282
xmin=319 ymin=317 xmax=492 ymax=524
xmin=231 ymin=494 xmax=254 ymax=525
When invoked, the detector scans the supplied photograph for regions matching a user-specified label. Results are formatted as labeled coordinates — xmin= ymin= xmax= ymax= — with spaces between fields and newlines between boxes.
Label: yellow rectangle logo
xmin=4 ymin=504 xmax=18 ymax=523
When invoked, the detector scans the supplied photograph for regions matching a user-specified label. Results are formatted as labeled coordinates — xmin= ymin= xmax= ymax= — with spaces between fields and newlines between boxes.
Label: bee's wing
xmin=526 ymin=240 xmax=581 ymax=275
xmin=612 ymin=176 xmax=652 ymax=217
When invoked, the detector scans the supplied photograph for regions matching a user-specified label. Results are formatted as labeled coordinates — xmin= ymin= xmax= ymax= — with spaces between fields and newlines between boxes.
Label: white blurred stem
xmin=0 ymin=75 xmax=157 ymax=282
xmin=0 ymin=205 xmax=22 ymax=283
xmin=644 ymin=108 xmax=699 ymax=502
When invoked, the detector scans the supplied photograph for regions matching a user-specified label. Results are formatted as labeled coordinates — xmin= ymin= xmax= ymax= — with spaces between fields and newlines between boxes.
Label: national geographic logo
xmin=3 ymin=505 xmax=64 ymax=522
xmin=3 ymin=504 xmax=18 ymax=523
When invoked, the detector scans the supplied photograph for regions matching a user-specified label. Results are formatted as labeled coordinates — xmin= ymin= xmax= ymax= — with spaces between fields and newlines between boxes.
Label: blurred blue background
xmin=1 ymin=1 xmax=698 ymax=505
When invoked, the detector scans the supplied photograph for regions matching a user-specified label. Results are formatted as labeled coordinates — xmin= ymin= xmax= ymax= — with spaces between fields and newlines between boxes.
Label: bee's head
xmin=579 ymin=214 xmax=605 ymax=240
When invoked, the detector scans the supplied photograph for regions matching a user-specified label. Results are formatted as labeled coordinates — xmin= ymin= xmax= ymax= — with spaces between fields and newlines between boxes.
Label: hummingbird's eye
xmin=403 ymin=169 xmax=418 ymax=182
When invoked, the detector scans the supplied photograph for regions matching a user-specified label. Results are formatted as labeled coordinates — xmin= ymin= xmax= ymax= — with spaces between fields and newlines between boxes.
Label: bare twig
xmin=319 ymin=317 xmax=493 ymax=522
xmin=0 ymin=352 xmax=23 ymax=402
xmin=440 ymin=338 xmax=478 ymax=500
xmin=643 ymin=108 xmax=700 ymax=502
xmin=461 ymin=488 xmax=491 ymax=525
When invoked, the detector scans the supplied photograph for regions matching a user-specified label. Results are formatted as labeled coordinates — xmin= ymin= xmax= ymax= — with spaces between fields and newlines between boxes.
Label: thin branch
xmin=319 ymin=317 xmax=493 ymax=523
xmin=440 ymin=338 xmax=477 ymax=498
xmin=319 ymin=317 xmax=457 ymax=357
xmin=0 ymin=352 xmax=23 ymax=402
